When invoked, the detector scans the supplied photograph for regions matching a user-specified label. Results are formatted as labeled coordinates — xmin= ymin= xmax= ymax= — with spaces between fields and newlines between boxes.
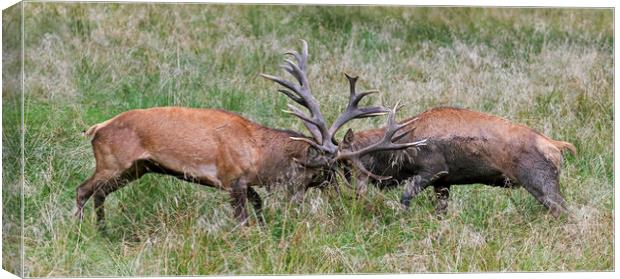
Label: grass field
xmin=2 ymin=3 xmax=614 ymax=276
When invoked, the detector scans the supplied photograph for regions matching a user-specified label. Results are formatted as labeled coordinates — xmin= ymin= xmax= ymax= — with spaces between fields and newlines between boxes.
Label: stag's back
xmin=406 ymin=107 xmax=575 ymax=171
xmin=85 ymin=107 xmax=265 ymax=186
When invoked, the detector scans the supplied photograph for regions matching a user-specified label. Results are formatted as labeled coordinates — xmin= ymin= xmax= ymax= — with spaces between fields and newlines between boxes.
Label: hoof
xmin=96 ymin=220 xmax=107 ymax=232
xmin=435 ymin=201 xmax=449 ymax=215
xmin=400 ymin=201 xmax=410 ymax=211
xmin=435 ymin=207 xmax=448 ymax=217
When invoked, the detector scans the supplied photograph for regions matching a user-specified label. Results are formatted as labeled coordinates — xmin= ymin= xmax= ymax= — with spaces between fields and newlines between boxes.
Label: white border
xmin=0 ymin=1 xmax=617 ymax=279
xmin=0 ymin=0 xmax=617 ymax=9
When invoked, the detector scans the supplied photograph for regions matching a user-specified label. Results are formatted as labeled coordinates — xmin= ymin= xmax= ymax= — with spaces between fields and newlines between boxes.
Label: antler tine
xmin=392 ymin=126 xmax=417 ymax=142
xmin=277 ymin=89 xmax=305 ymax=106
xmin=260 ymin=73 xmax=301 ymax=96
xmin=384 ymin=102 xmax=405 ymax=134
xmin=336 ymin=104 xmax=426 ymax=162
xmin=285 ymin=39 xmax=308 ymax=71
xmin=327 ymin=73 xmax=389 ymax=143
xmin=289 ymin=136 xmax=326 ymax=152
xmin=381 ymin=104 xmax=425 ymax=147
xmin=262 ymin=40 xmax=335 ymax=152
xmin=283 ymin=104 xmax=321 ymax=127
xmin=345 ymin=73 xmax=380 ymax=107
xmin=282 ymin=58 xmax=310 ymax=88
xmin=348 ymin=158 xmax=392 ymax=181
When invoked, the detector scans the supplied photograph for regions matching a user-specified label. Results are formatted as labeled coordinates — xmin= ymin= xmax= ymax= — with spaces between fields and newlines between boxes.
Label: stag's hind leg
xmin=521 ymin=176 xmax=567 ymax=217
xmin=75 ymin=170 xmax=118 ymax=220
xmin=77 ymin=142 xmax=149 ymax=225
xmin=93 ymin=164 xmax=147 ymax=229
xmin=76 ymin=164 xmax=145 ymax=226
xmin=517 ymin=160 xmax=568 ymax=218
xmin=75 ymin=178 xmax=93 ymax=220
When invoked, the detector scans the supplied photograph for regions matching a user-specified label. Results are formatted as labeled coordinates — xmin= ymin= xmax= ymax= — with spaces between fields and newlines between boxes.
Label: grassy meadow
xmin=2 ymin=3 xmax=614 ymax=276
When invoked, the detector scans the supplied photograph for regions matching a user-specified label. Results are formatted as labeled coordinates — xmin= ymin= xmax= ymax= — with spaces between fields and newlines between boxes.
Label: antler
xmin=335 ymin=103 xmax=427 ymax=180
xmin=260 ymin=40 xmax=337 ymax=153
xmin=327 ymin=74 xmax=389 ymax=144
xmin=262 ymin=40 xmax=427 ymax=181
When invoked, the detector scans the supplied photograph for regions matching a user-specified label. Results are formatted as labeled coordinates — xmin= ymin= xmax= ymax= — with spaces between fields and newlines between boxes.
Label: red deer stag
xmin=75 ymin=40 xmax=424 ymax=227
xmin=340 ymin=106 xmax=576 ymax=217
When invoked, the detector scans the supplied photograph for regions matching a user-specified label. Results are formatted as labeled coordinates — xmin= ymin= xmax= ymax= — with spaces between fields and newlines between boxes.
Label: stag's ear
xmin=306 ymin=145 xmax=319 ymax=159
xmin=295 ymin=145 xmax=327 ymax=169
xmin=342 ymin=128 xmax=355 ymax=145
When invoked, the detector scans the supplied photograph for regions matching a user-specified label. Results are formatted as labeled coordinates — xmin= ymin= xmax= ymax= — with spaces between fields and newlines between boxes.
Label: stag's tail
xmin=82 ymin=124 xmax=100 ymax=137
xmin=82 ymin=118 xmax=115 ymax=138
xmin=552 ymin=140 xmax=577 ymax=156
xmin=536 ymin=137 xmax=576 ymax=171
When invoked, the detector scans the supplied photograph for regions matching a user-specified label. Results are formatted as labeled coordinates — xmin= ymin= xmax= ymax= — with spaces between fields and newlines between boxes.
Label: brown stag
xmin=75 ymin=40 xmax=425 ymax=227
xmin=339 ymin=106 xmax=576 ymax=217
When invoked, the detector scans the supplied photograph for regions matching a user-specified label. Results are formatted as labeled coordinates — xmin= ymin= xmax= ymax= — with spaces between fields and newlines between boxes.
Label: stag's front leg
xmin=400 ymin=175 xmax=429 ymax=208
xmin=355 ymin=174 xmax=370 ymax=199
xmin=229 ymin=178 xmax=249 ymax=225
xmin=286 ymin=175 xmax=307 ymax=203
xmin=400 ymin=170 xmax=448 ymax=209
xmin=433 ymin=184 xmax=451 ymax=215
xmin=290 ymin=186 xmax=306 ymax=203
xmin=247 ymin=187 xmax=265 ymax=225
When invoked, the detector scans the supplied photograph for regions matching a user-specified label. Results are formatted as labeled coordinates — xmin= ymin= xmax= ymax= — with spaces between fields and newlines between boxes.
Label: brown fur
xmin=344 ymin=107 xmax=576 ymax=217
xmin=76 ymin=107 xmax=329 ymax=227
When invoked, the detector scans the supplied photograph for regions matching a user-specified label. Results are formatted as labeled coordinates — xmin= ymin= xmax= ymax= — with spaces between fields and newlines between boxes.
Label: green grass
xmin=2 ymin=3 xmax=613 ymax=276
xmin=2 ymin=2 xmax=24 ymax=276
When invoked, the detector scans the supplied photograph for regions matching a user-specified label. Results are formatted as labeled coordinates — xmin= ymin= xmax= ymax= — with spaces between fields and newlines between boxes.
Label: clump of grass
xmin=2 ymin=3 xmax=613 ymax=276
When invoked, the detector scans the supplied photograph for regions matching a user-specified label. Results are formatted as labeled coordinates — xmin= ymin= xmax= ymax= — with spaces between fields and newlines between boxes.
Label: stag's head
xmin=262 ymin=40 xmax=426 ymax=188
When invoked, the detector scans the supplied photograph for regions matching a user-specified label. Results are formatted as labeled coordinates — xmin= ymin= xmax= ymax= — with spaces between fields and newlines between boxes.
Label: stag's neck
xmin=254 ymin=127 xmax=309 ymax=184
xmin=352 ymin=128 xmax=385 ymax=150
xmin=352 ymin=126 xmax=419 ymax=168
xmin=352 ymin=116 xmax=422 ymax=151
